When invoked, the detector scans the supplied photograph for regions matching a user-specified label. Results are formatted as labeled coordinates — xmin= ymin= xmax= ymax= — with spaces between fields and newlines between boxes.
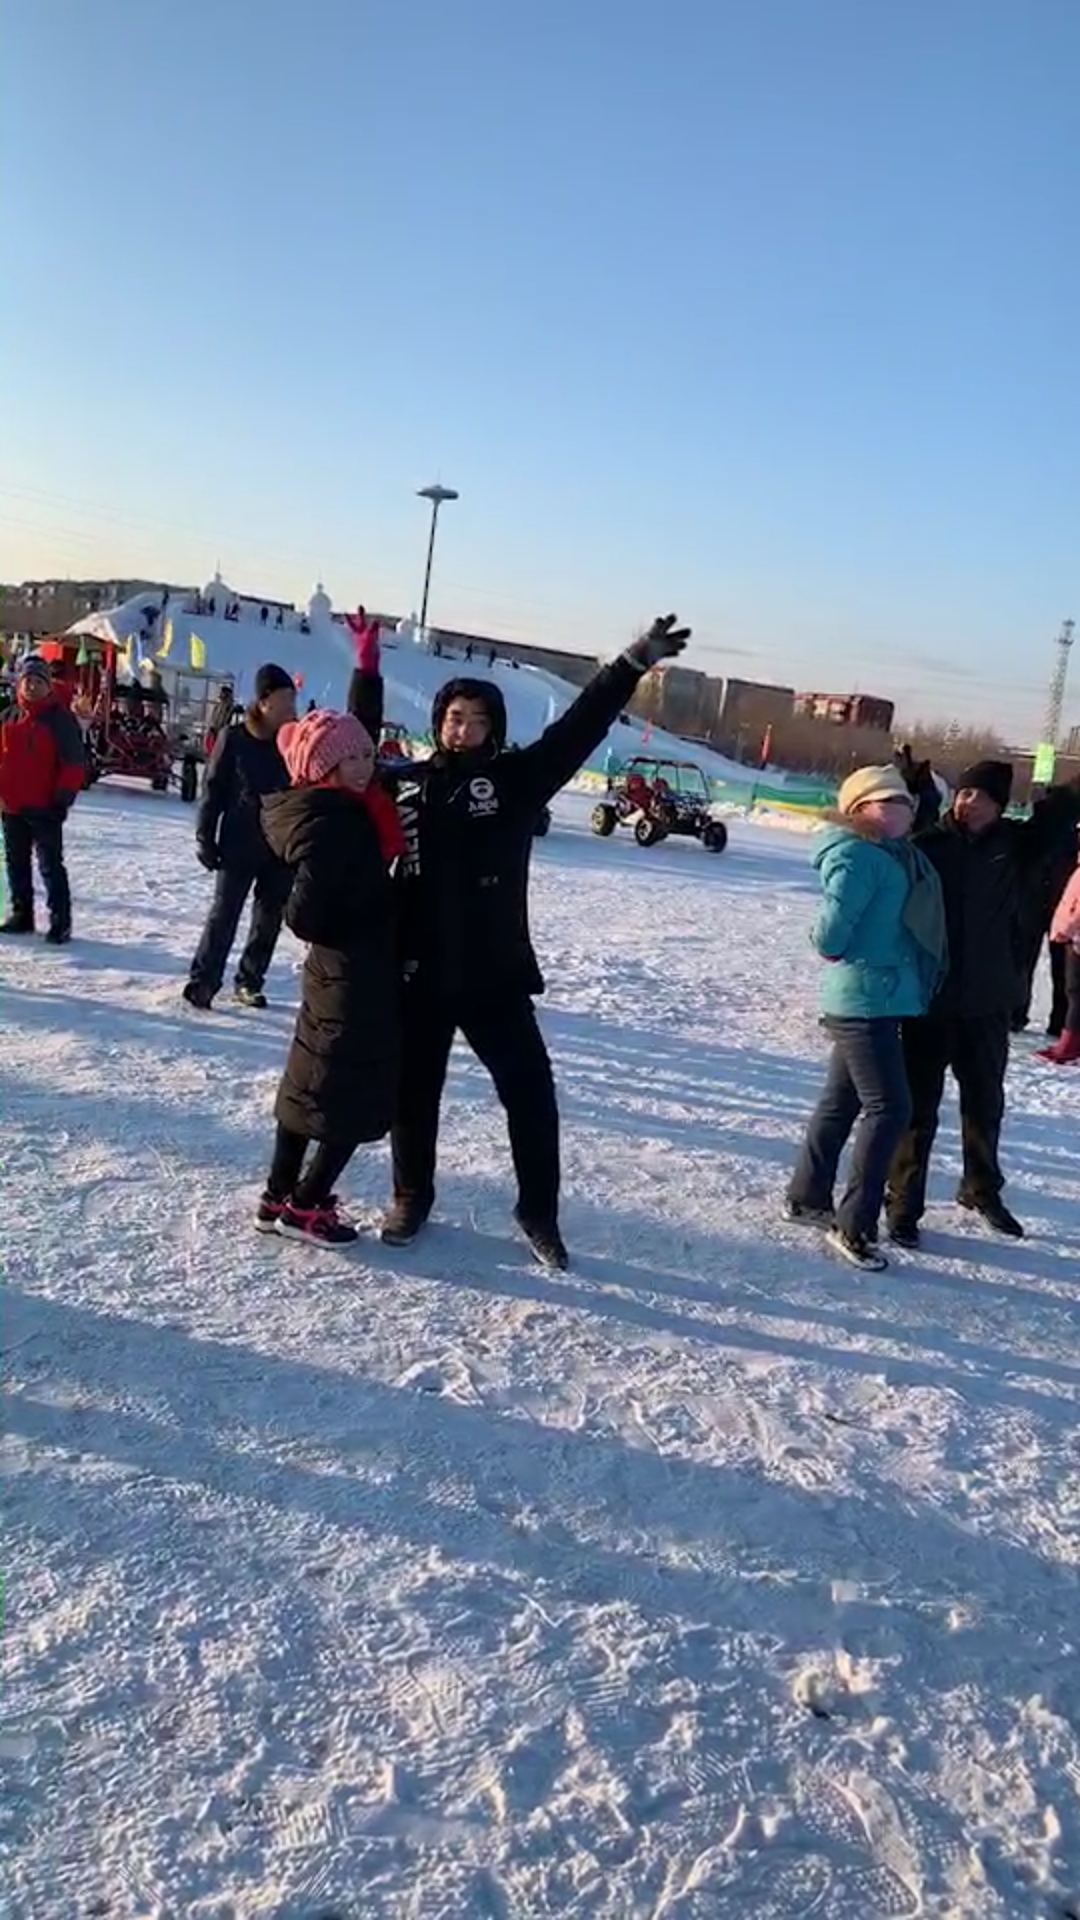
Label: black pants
xmin=265 ymin=1124 xmax=357 ymax=1208
xmin=2 ymin=810 xmax=71 ymax=932
xmin=1048 ymin=941 xmax=1069 ymax=1036
xmin=1064 ymin=946 xmax=1080 ymax=1036
xmin=1017 ymin=924 xmax=1069 ymax=1033
xmin=888 ymin=1014 xmax=1011 ymax=1225
xmin=189 ymin=865 xmax=286 ymax=997
xmin=788 ymin=1017 xmax=912 ymax=1240
xmin=392 ymin=986 xmax=561 ymax=1224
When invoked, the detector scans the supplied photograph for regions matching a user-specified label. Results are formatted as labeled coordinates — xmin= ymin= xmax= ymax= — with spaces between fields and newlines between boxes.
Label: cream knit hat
xmin=837 ymin=764 xmax=914 ymax=816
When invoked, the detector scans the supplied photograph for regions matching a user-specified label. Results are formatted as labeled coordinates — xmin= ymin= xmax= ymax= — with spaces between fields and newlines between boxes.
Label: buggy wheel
xmin=180 ymin=756 xmax=199 ymax=804
xmin=634 ymin=815 xmax=666 ymax=847
xmin=702 ymin=819 xmax=728 ymax=853
xmin=591 ymin=803 xmax=617 ymax=837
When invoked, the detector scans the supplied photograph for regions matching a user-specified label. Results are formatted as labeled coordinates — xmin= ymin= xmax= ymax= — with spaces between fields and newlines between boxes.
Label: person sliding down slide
xmin=347 ymin=611 xmax=691 ymax=1270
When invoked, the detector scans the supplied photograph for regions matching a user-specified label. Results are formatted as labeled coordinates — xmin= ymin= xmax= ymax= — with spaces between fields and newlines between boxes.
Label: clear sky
xmin=3 ymin=0 xmax=1078 ymax=734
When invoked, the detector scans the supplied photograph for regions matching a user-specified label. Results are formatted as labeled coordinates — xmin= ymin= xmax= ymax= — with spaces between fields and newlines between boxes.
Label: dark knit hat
xmin=254 ymin=662 xmax=295 ymax=701
xmin=957 ymin=759 xmax=1013 ymax=810
xmin=17 ymin=654 xmax=51 ymax=686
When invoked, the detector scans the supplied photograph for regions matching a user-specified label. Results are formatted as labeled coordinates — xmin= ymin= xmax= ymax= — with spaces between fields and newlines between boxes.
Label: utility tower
xmin=1043 ymin=619 xmax=1075 ymax=747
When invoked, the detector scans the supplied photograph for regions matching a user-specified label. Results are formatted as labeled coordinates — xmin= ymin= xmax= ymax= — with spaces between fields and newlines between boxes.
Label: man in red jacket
xmin=0 ymin=655 xmax=86 ymax=943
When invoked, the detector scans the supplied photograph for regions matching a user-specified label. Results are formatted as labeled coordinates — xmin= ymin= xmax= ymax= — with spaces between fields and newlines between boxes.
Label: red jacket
xmin=0 ymin=693 xmax=86 ymax=815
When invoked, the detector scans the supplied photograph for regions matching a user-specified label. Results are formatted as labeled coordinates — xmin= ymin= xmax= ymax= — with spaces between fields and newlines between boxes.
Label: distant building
xmin=794 ymin=690 xmax=895 ymax=731
xmin=0 ymin=577 xmax=195 ymax=645
xmin=630 ymin=669 xmax=796 ymax=758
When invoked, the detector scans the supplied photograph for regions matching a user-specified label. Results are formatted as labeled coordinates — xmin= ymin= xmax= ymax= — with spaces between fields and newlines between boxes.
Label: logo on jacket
xmin=468 ymin=775 xmax=498 ymax=817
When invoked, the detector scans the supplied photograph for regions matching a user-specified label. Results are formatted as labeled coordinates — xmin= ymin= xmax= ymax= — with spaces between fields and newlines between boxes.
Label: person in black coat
xmin=348 ymin=612 xmax=691 ymax=1268
xmin=887 ymin=758 xmax=1080 ymax=1244
xmin=184 ymin=664 xmax=296 ymax=1010
xmin=256 ymin=708 xmax=405 ymax=1245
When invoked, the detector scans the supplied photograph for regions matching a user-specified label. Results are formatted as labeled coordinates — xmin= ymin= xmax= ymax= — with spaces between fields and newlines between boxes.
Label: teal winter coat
xmin=810 ymin=820 xmax=946 ymax=1020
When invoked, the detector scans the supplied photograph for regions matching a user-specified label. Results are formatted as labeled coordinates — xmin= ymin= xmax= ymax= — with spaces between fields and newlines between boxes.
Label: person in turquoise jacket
xmin=786 ymin=764 xmax=946 ymax=1271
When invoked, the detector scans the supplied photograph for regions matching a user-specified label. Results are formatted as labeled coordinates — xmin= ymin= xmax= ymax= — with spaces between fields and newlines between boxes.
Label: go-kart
xmin=591 ymin=755 xmax=728 ymax=852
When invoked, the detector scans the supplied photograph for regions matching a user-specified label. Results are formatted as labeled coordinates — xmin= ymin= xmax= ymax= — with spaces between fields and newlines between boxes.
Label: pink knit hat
xmin=278 ymin=708 xmax=375 ymax=787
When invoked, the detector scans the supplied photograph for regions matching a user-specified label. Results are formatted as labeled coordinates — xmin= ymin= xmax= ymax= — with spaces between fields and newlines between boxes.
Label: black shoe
xmin=43 ymin=925 xmax=71 ymax=946
xmin=182 ymin=981 xmax=216 ymax=1011
xmin=782 ymin=1200 xmax=835 ymax=1229
xmin=234 ymin=984 xmax=268 ymax=1009
xmin=958 ymin=1195 xmax=1024 ymax=1239
xmin=0 ymin=915 xmax=34 ymax=935
xmin=254 ymin=1192 xmax=289 ymax=1234
xmin=514 ymin=1207 xmax=569 ymax=1271
xmin=825 ymin=1226 xmax=888 ymax=1272
xmin=887 ymin=1216 xmax=921 ymax=1250
xmin=380 ymin=1196 xmax=431 ymax=1247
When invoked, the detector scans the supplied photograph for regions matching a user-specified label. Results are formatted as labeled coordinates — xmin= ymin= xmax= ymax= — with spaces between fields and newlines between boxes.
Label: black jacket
xmin=261 ymin=786 xmax=399 ymax=1144
xmin=348 ymin=655 xmax=645 ymax=997
xmin=197 ymin=721 xmax=290 ymax=872
xmin=917 ymin=786 xmax=1080 ymax=1017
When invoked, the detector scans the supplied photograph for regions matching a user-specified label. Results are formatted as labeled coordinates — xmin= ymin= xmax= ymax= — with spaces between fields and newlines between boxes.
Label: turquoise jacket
xmin=810 ymin=821 xmax=946 ymax=1020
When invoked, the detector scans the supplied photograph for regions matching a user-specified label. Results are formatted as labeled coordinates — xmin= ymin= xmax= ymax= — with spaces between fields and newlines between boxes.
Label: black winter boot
xmin=959 ymin=1195 xmax=1024 ymax=1239
xmin=514 ymin=1207 xmax=569 ymax=1271
xmin=0 ymin=914 xmax=34 ymax=935
xmin=381 ymin=1196 xmax=432 ymax=1247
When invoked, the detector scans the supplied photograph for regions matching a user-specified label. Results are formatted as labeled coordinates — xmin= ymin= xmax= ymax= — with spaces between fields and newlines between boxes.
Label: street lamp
xmin=416 ymin=483 xmax=459 ymax=632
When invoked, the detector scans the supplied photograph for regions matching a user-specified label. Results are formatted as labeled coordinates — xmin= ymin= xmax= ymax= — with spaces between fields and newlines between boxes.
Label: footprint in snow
xmin=397 ymin=1357 xmax=479 ymax=1402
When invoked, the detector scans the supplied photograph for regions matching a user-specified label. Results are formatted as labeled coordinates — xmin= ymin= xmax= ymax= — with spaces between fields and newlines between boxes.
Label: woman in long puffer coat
xmin=256 ymin=707 xmax=406 ymax=1244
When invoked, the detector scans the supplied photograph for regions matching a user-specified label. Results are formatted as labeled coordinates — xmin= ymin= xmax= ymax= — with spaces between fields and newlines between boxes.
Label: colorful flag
xmin=189 ymin=633 xmax=206 ymax=670
xmin=1033 ymin=741 xmax=1056 ymax=786
xmin=157 ymin=619 xmax=174 ymax=660
xmin=76 ymin=639 xmax=90 ymax=667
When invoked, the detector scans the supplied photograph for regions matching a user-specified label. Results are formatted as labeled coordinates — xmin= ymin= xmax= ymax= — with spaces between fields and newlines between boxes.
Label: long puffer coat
xmin=261 ymin=785 xmax=399 ymax=1144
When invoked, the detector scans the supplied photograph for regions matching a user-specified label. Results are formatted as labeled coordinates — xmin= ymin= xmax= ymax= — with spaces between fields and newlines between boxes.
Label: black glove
xmin=196 ymin=840 xmax=221 ymax=873
xmin=896 ymin=743 xmax=935 ymax=798
xmin=625 ymin=612 xmax=691 ymax=672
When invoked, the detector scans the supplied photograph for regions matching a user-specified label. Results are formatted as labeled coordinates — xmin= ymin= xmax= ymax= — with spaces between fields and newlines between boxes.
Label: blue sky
xmin=3 ymin=0 xmax=1077 ymax=733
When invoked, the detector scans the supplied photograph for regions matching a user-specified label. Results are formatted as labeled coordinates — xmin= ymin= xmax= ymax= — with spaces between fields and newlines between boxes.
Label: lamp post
xmin=416 ymin=483 xmax=459 ymax=633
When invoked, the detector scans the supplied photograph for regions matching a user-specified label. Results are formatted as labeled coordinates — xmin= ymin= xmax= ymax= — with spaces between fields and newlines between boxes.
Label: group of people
xmin=179 ymin=612 xmax=690 ymax=1264
xmin=787 ymin=752 xmax=1080 ymax=1270
xmin=4 ymin=619 xmax=1079 ymax=1278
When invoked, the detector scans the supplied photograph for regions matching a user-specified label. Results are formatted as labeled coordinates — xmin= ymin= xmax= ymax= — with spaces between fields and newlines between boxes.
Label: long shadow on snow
xmin=7 ymin=1288 xmax=1078 ymax=1664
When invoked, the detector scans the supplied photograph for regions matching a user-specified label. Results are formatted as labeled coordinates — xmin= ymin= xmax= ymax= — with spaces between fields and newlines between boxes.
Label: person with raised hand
xmin=347 ymin=611 xmax=691 ymax=1269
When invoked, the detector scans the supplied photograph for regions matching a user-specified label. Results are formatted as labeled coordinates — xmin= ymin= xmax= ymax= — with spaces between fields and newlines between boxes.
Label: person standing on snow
xmin=184 ymin=664 xmax=297 ymax=1011
xmin=785 ymin=766 xmax=946 ymax=1272
xmin=887 ymin=758 xmax=1080 ymax=1244
xmin=1037 ymin=834 xmax=1080 ymax=1065
xmin=0 ymin=654 xmax=86 ymax=944
xmin=347 ymin=611 xmax=691 ymax=1270
xmin=254 ymin=708 xmax=406 ymax=1244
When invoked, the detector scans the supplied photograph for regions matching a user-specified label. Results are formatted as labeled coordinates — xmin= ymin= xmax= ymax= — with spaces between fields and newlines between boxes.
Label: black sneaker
xmin=182 ymin=982 xmax=215 ymax=1011
xmin=825 ymin=1226 xmax=888 ymax=1272
xmin=234 ymin=985 xmax=268 ymax=1009
xmin=887 ymin=1217 xmax=921 ymax=1250
xmin=254 ymin=1193 xmax=288 ymax=1234
xmin=0 ymin=916 xmax=34 ymax=935
xmin=380 ymin=1197 xmax=431 ymax=1247
xmin=514 ymin=1207 xmax=569 ymax=1271
xmin=958 ymin=1195 xmax=1024 ymax=1239
xmin=782 ymin=1200 xmax=835 ymax=1229
xmin=278 ymin=1199 xmax=358 ymax=1246
xmin=43 ymin=925 xmax=71 ymax=946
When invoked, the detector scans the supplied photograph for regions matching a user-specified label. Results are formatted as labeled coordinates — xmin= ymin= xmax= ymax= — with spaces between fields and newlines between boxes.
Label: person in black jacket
xmin=887 ymin=758 xmax=1080 ymax=1245
xmin=256 ymin=707 xmax=404 ymax=1244
xmin=1013 ymin=804 xmax=1076 ymax=1037
xmin=184 ymin=663 xmax=296 ymax=1011
xmin=348 ymin=612 xmax=691 ymax=1269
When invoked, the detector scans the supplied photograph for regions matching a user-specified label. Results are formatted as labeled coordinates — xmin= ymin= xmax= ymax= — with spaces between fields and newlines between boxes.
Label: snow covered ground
xmin=5 ymin=784 xmax=1080 ymax=1920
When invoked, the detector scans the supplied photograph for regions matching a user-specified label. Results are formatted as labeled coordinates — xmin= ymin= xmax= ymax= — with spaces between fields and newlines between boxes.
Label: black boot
xmin=381 ymin=1196 xmax=432 ymax=1247
xmin=514 ymin=1207 xmax=569 ymax=1271
xmin=959 ymin=1194 xmax=1024 ymax=1239
xmin=0 ymin=914 xmax=34 ymax=935
xmin=44 ymin=924 xmax=71 ymax=946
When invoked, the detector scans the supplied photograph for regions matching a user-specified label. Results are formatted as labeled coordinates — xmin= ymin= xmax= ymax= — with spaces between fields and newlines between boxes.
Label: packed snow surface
xmin=5 ymin=785 xmax=1080 ymax=1919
